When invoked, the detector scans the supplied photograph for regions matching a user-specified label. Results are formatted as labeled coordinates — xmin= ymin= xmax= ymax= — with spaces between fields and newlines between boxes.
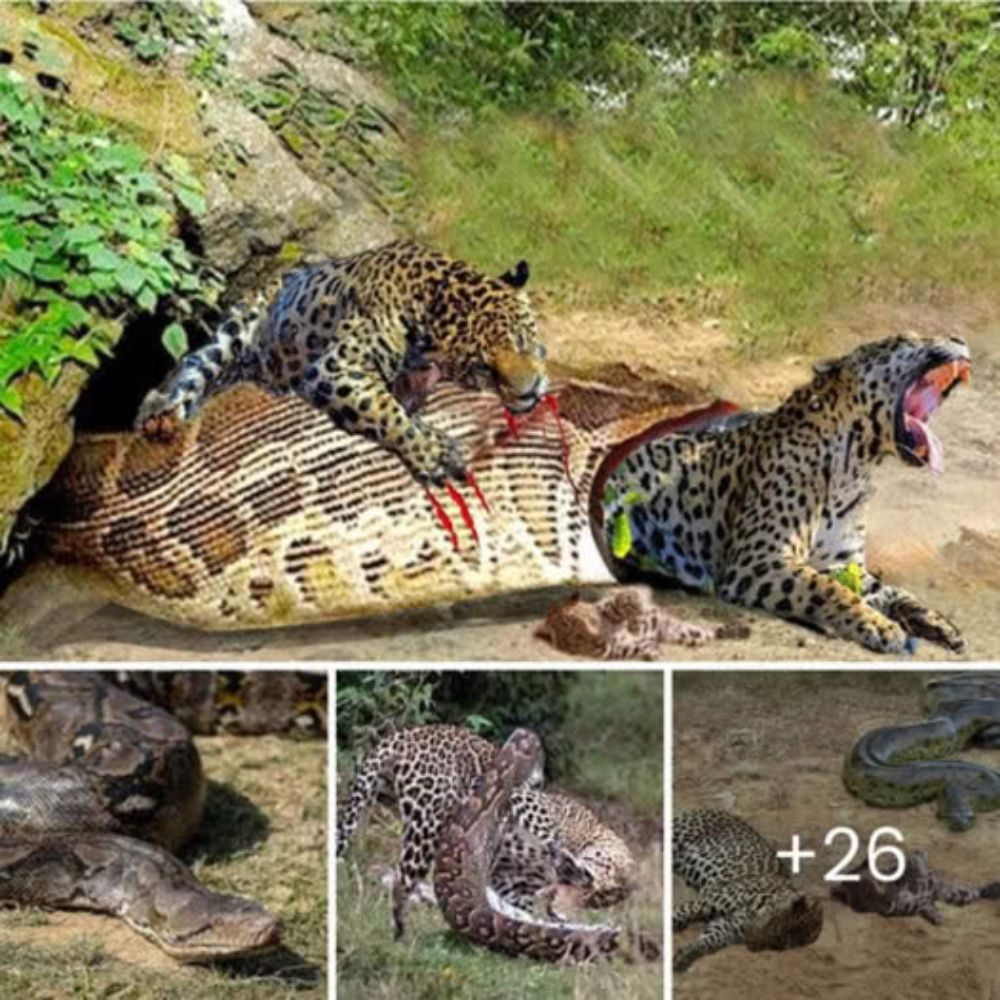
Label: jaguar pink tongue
xmin=904 ymin=412 xmax=943 ymax=473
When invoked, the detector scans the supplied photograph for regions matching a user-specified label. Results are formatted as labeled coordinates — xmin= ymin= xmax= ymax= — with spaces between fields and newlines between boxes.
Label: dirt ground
xmin=3 ymin=299 xmax=998 ymax=661
xmin=673 ymin=671 xmax=1000 ymax=1000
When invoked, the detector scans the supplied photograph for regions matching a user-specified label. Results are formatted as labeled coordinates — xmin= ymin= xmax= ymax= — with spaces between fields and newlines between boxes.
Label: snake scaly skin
xmin=25 ymin=371 xmax=728 ymax=630
xmin=0 ymin=670 xmax=324 ymax=961
xmin=433 ymin=728 xmax=660 ymax=963
xmin=843 ymin=672 xmax=1000 ymax=830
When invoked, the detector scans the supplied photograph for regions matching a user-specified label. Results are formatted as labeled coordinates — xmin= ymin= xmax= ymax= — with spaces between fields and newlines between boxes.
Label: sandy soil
xmin=673 ymin=671 xmax=1000 ymax=1000
xmin=3 ymin=300 xmax=998 ymax=661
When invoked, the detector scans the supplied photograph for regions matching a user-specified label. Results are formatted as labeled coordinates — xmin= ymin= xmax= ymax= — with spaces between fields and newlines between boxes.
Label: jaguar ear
xmin=500 ymin=260 xmax=530 ymax=288
xmin=813 ymin=357 xmax=841 ymax=377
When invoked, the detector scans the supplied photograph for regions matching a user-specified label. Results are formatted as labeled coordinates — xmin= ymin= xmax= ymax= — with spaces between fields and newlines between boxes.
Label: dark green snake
xmin=843 ymin=672 xmax=1000 ymax=830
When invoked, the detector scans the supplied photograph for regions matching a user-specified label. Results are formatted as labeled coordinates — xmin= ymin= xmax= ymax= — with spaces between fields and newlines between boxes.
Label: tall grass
xmin=410 ymin=74 xmax=1000 ymax=355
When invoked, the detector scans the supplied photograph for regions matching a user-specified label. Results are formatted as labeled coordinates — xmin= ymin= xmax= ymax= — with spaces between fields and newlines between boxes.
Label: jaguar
xmin=336 ymin=724 xmax=636 ymax=938
xmin=136 ymin=240 xmax=549 ymax=542
xmin=602 ymin=334 xmax=970 ymax=654
xmin=673 ymin=808 xmax=823 ymax=973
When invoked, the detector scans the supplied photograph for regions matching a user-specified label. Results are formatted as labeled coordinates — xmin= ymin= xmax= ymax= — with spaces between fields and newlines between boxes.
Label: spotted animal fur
xmin=136 ymin=240 xmax=547 ymax=487
xmin=336 ymin=725 xmax=636 ymax=939
xmin=673 ymin=809 xmax=823 ymax=973
xmin=603 ymin=334 xmax=970 ymax=654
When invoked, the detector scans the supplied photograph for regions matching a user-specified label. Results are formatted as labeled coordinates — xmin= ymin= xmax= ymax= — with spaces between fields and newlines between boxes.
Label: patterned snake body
xmin=0 ymin=672 xmax=296 ymax=961
xmin=433 ymin=728 xmax=660 ymax=963
xmin=29 ymin=373 xmax=726 ymax=630
xmin=843 ymin=672 xmax=1000 ymax=830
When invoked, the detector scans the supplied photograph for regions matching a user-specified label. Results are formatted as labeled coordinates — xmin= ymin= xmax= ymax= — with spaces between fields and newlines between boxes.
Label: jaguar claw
xmin=424 ymin=487 xmax=459 ymax=552
xmin=444 ymin=481 xmax=479 ymax=544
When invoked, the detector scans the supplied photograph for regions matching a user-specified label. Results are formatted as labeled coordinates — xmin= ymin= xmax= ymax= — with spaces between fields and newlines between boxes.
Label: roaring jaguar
xmin=336 ymin=724 xmax=637 ymax=938
xmin=673 ymin=809 xmax=823 ymax=973
xmin=601 ymin=334 xmax=970 ymax=654
xmin=136 ymin=240 xmax=548 ymax=496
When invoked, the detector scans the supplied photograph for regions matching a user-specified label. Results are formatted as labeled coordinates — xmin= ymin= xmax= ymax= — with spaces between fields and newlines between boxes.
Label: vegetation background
xmin=336 ymin=669 xmax=664 ymax=999
xmin=324 ymin=1 xmax=1000 ymax=355
xmin=4 ymin=1 xmax=1000 ymax=409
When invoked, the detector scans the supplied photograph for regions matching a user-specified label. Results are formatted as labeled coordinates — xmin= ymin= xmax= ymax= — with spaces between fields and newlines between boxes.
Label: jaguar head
xmin=432 ymin=258 xmax=549 ymax=414
xmin=743 ymin=892 xmax=824 ymax=953
xmin=809 ymin=333 xmax=970 ymax=473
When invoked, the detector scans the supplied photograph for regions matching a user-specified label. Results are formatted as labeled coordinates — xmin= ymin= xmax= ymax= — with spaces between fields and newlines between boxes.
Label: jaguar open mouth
xmin=896 ymin=355 xmax=970 ymax=472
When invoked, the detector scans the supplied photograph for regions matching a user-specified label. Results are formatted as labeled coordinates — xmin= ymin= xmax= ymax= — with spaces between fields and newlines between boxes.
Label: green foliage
xmin=410 ymin=74 xmax=1000 ymax=353
xmin=337 ymin=670 xmax=574 ymax=775
xmin=0 ymin=72 xmax=220 ymax=416
xmin=108 ymin=1 xmax=228 ymax=85
xmin=328 ymin=1 xmax=1000 ymax=131
xmin=336 ymin=671 xmax=440 ymax=749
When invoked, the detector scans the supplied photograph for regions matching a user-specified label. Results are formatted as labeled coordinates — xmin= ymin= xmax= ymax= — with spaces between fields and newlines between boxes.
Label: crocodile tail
xmin=335 ymin=733 xmax=396 ymax=858
xmin=134 ymin=298 xmax=266 ymax=431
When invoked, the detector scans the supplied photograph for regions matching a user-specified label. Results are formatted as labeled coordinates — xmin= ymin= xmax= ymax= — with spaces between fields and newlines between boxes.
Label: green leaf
xmin=0 ymin=195 xmax=44 ymax=217
xmin=1 ymin=247 xmax=35 ymax=275
xmin=114 ymin=258 xmax=147 ymax=295
xmin=0 ymin=383 xmax=24 ymax=419
xmin=65 ymin=223 xmax=104 ymax=246
xmin=34 ymin=262 xmax=68 ymax=282
xmin=174 ymin=185 xmax=207 ymax=216
xmin=137 ymin=285 xmax=157 ymax=312
xmin=162 ymin=322 xmax=188 ymax=360
xmin=85 ymin=245 xmax=126 ymax=271
xmin=59 ymin=337 xmax=100 ymax=367
xmin=65 ymin=274 xmax=95 ymax=298
xmin=611 ymin=511 xmax=633 ymax=559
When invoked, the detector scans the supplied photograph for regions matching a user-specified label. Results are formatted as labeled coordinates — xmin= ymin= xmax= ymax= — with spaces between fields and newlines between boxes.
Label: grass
xmin=0 ymin=732 xmax=327 ymax=999
xmin=409 ymin=73 xmax=1000 ymax=355
xmin=336 ymin=671 xmax=663 ymax=999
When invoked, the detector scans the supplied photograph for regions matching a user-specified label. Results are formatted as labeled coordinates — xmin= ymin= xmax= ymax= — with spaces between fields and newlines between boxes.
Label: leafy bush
xmin=337 ymin=670 xmax=575 ymax=775
xmin=329 ymin=2 xmax=1000 ymax=132
xmin=0 ymin=72 xmax=219 ymax=417
xmin=108 ymin=1 xmax=228 ymax=85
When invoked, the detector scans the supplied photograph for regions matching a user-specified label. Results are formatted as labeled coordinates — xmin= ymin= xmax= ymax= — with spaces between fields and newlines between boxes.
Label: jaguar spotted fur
xmin=434 ymin=727 xmax=660 ymax=963
xmin=136 ymin=240 xmax=547 ymax=500
xmin=673 ymin=809 xmax=823 ymax=973
xmin=336 ymin=724 xmax=637 ymax=939
xmin=602 ymin=334 xmax=970 ymax=654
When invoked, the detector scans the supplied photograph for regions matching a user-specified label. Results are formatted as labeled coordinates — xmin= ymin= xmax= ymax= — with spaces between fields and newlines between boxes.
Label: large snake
xmin=17 ymin=369 xmax=730 ymax=630
xmin=0 ymin=670 xmax=323 ymax=961
xmin=843 ymin=672 xmax=1000 ymax=830
xmin=433 ymin=727 xmax=660 ymax=963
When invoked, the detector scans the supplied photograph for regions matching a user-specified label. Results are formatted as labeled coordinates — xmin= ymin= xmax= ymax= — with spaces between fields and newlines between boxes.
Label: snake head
xmin=145 ymin=886 xmax=283 ymax=963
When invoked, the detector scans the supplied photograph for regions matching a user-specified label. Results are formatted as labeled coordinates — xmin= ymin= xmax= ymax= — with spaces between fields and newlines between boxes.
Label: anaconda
xmin=0 ymin=670 xmax=324 ymax=961
xmin=433 ymin=728 xmax=660 ymax=963
xmin=843 ymin=672 xmax=1000 ymax=830
xmin=12 ymin=369 xmax=730 ymax=631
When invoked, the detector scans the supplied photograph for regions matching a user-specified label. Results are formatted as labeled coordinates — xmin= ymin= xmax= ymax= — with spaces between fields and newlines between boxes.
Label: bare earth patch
xmin=673 ymin=671 xmax=1000 ymax=1000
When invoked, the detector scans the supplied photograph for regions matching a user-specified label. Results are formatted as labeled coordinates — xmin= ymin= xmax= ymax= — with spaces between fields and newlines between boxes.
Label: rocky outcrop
xmin=0 ymin=2 xmax=400 ymax=539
